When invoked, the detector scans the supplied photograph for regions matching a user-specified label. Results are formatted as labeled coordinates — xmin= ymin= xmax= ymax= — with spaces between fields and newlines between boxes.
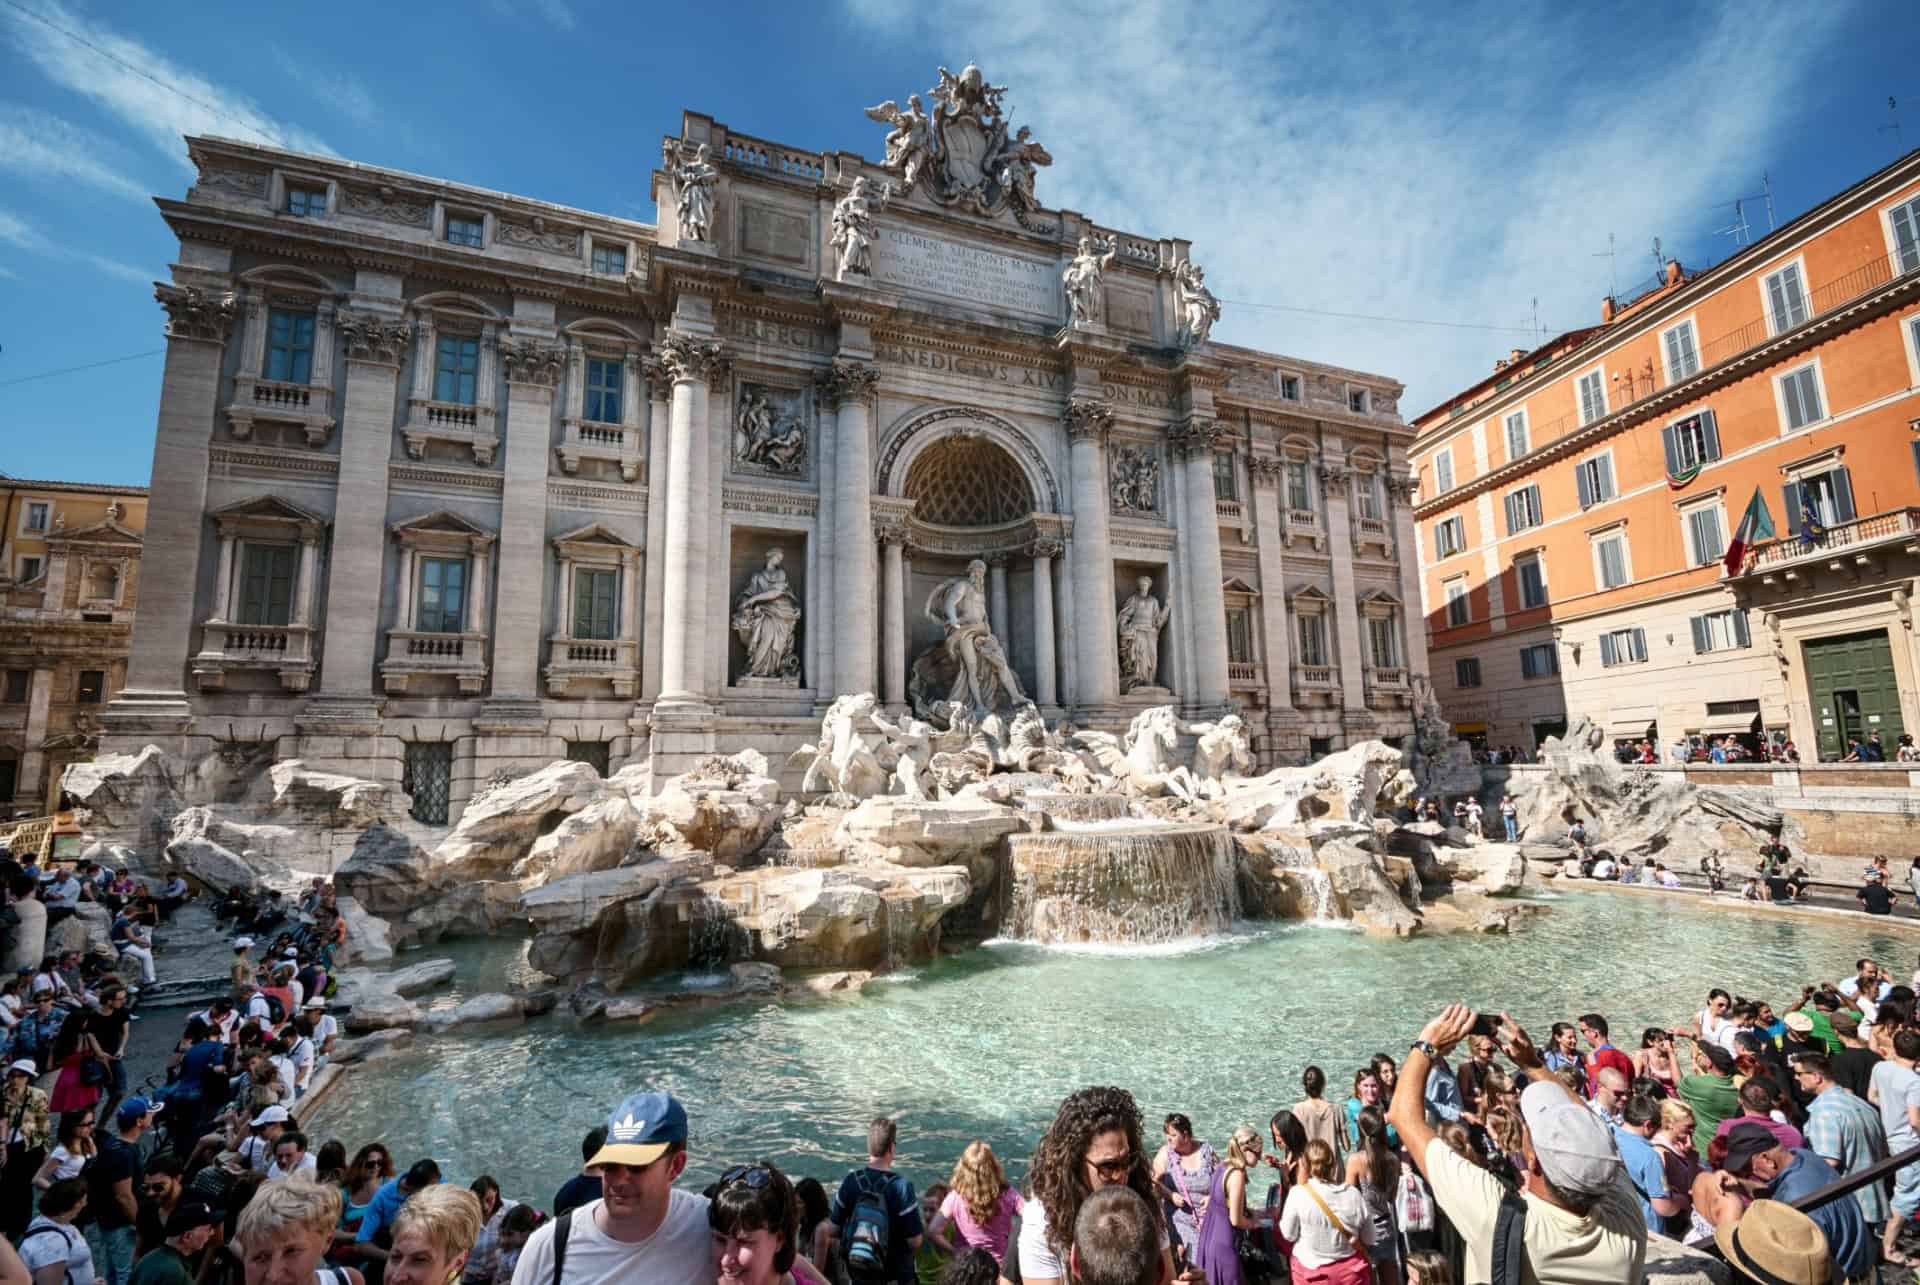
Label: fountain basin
xmin=1005 ymin=822 xmax=1240 ymax=945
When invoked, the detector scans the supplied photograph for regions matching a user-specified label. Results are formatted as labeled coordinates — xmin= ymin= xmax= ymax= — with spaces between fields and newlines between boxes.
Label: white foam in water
xmin=1045 ymin=817 xmax=1153 ymax=833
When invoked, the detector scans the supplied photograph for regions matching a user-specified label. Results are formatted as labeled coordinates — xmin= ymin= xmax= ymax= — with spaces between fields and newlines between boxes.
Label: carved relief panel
xmin=731 ymin=382 xmax=810 ymax=480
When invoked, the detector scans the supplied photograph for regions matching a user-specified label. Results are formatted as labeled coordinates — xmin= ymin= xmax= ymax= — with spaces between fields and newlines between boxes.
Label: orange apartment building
xmin=1410 ymin=149 xmax=1920 ymax=761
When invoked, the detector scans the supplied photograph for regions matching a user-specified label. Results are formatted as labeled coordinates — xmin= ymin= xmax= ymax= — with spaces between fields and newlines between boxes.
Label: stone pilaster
xmin=640 ymin=358 xmax=671 ymax=701
xmin=312 ymin=311 xmax=412 ymax=704
xmin=987 ymin=554 xmax=1010 ymax=642
xmin=824 ymin=359 xmax=881 ymax=697
xmin=1172 ymin=420 xmax=1232 ymax=709
xmin=878 ymin=521 xmax=908 ymax=709
xmin=655 ymin=330 xmax=727 ymax=708
xmin=484 ymin=335 xmax=566 ymax=704
xmin=1065 ymin=397 xmax=1121 ymax=709
xmin=106 ymin=283 xmax=237 ymax=742
xmin=18 ymin=668 xmax=52 ymax=804
xmin=1030 ymin=538 xmax=1062 ymax=708
xmin=1386 ymin=470 xmax=1431 ymax=684
xmin=1321 ymin=457 xmax=1368 ymax=717
xmin=1248 ymin=456 xmax=1295 ymax=713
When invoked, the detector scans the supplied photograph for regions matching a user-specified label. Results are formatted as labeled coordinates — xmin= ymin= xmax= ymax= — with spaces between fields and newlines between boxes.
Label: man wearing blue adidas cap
xmin=510 ymin=1091 xmax=710 ymax=1285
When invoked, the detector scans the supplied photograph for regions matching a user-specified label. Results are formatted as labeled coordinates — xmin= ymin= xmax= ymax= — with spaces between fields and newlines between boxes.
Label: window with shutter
xmin=1504 ymin=411 xmax=1529 ymax=459
xmin=1596 ymin=535 xmax=1627 ymax=589
xmin=417 ymin=557 xmax=467 ymax=633
xmin=1454 ymin=658 xmax=1481 ymax=688
xmin=1593 ymin=455 xmax=1614 ymax=501
xmin=239 ymin=545 xmax=295 ymax=626
xmin=1599 ymin=633 xmax=1616 ymax=666
xmin=1445 ymin=581 xmax=1469 ymax=627
xmin=1575 ymin=460 xmax=1593 ymax=509
xmin=574 ymin=569 xmax=619 ymax=640
xmin=1662 ymin=320 xmax=1700 ymax=381
xmin=1520 ymin=643 xmax=1558 ymax=678
xmin=1577 ymin=370 xmax=1607 ymax=424
xmin=1779 ymin=365 xmax=1824 ymax=430
xmin=1225 ymin=610 xmax=1253 ymax=663
xmin=1433 ymin=450 xmax=1453 ymax=493
xmin=1891 ymin=196 xmax=1920 ymax=274
xmin=1516 ymin=556 xmax=1547 ymax=609
xmin=1690 ymin=615 xmax=1710 ymax=653
xmin=1687 ymin=507 xmax=1725 ymax=565
xmin=1765 ymin=263 xmax=1808 ymax=332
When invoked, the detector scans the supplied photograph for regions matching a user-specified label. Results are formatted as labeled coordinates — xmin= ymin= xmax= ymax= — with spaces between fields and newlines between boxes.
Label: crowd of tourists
xmin=5 ymin=935 xmax=1918 ymax=1285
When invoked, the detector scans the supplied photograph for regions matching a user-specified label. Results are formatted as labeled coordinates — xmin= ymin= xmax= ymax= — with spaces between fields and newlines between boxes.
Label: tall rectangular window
xmin=1353 ymin=473 xmax=1382 ymax=520
xmin=1434 ymin=448 xmax=1454 ymax=493
xmin=1778 ymin=364 xmax=1824 ymax=430
xmin=3 ymin=670 xmax=29 ymax=703
xmin=1285 ymin=462 xmax=1313 ymax=512
xmin=24 ymin=502 xmax=48 ymax=532
xmin=1434 ymin=516 xmax=1465 ymax=558
xmin=434 ymin=334 xmax=480 ymax=405
xmin=1594 ymin=534 xmax=1628 ymax=589
xmin=1515 ymin=555 xmax=1547 ymax=609
xmin=1577 ymin=369 xmax=1607 ymax=425
xmin=1367 ymin=617 xmax=1399 ymax=668
xmin=1893 ymin=195 xmax=1920 ymax=274
xmin=1691 ymin=609 xmax=1752 ymax=653
xmin=76 ymin=670 xmax=104 ymax=704
xmin=1663 ymin=410 xmax=1721 ymax=474
xmin=1454 ymin=657 xmax=1482 ymax=688
xmin=17 ymin=556 xmax=41 ymax=582
xmin=1280 ymin=375 xmax=1300 ymax=401
xmin=1348 ymin=389 xmax=1369 ymax=413
xmin=445 ymin=213 xmax=484 ymax=248
xmin=585 ymin=357 xmax=623 ymax=423
xmin=1225 ymin=610 xmax=1253 ymax=664
xmin=1686 ymin=505 xmax=1725 ymax=566
xmin=239 ymin=545 xmax=295 ymax=626
xmin=1504 ymin=410 xmax=1529 ymax=460
xmin=265 ymin=309 xmax=315 ymax=383
xmin=1445 ymin=580 xmax=1469 ymax=627
xmin=1788 ymin=467 xmax=1856 ymax=533
xmin=1765 ymin=262 xmax=1809 ymax=332
xmin=1504 ymin=484 xmax=1543 ymax=535
xmin=286 ymin=186 xmax=327 ymax=217
xmin=590 ymin=242 xmax=627 ymax=275
xmin=1599 ymin=627 xmax=1648 ymax=666
xmin=1574 ymin=454 xmax=1615 ymax=508
xmin=1661 ymin=320 xmax=1700 ymax=382
xmin=573 ymin=568 xmax=619 ymax=640
xmin=1296 ymin=614 xmax=1327 ymax=667
xmin=417 ymin=557 xmax=467 ymax=633
xmin=1519 ymin=643 xmax=1559 ymax=678
xmin=1212 ymin=452 xmax=1238 ymax=501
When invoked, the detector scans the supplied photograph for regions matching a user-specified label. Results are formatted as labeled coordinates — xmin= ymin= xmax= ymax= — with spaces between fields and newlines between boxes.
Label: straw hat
xmin=1712 ymin=1200 xmax=1830 ymax=1284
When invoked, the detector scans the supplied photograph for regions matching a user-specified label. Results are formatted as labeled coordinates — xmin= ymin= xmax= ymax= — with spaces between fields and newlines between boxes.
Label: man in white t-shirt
xmin=267 ymin=1129 xmax=320 ymax=1181
xmin=510 ymin=1090 xmax=709 ymax=1285
xmin=302 ymin=998 xmax=339 ymax=1057
xmin=1838 ymin=958 xmax=1892 ymax=1023
xmin=1388 ymin=1004 xmax=1647 ymax=1283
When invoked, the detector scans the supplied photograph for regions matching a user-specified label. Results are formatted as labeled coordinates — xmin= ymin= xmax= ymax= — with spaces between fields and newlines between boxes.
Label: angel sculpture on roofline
xmin=862 ymin=96 xmax=934 ymax=192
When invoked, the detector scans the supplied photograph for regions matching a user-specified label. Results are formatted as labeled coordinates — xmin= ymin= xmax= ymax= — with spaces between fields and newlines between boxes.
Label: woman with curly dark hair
xmin=1016 ymin=1086 xmax=1170 ymax=1285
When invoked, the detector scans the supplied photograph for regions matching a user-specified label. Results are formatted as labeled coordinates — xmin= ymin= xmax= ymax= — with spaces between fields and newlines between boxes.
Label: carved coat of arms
xmin=865 ymin=64 xmax=1054 ymax=229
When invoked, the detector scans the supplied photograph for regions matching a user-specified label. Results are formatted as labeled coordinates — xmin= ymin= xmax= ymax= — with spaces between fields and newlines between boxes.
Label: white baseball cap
xmin=250 ymin=1105 xmax=291 ymax=1127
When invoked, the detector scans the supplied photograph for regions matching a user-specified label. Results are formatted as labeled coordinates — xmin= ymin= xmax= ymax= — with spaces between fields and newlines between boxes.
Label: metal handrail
xmin=1787 ymin=1139 xmax=1920 ymax=1215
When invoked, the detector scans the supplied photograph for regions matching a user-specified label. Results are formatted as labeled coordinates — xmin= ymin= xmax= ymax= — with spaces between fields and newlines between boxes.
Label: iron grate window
xmin=404 ymin=742 xmax=453 ymax=825
xmin=566 ymin=741 xmax=611 ymax=777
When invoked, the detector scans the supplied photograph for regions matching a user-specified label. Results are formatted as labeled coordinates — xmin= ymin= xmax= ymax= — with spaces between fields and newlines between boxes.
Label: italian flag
xmin=1722 ymin=487 xmax=1775 ymax=577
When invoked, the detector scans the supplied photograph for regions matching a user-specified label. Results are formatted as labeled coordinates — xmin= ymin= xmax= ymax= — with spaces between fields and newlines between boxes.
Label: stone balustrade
xmin=380 ymin=628 xmax=490 ymax=694
xmin=191 ymin=621 xmax=317 ymax=692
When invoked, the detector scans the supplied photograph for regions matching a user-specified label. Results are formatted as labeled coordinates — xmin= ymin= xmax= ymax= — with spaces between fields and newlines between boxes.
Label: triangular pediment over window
xmin=1222 ymin=576 xmax=1259 ymax=596
xmin=1357 ymin=588 xmax=1403 ymax=609
xmin=551 ymin=522 xmax=638 ymax=548
xmin=46 ymin=519 xmax=143 ymax=546
xmin=211 ymin=494 xmax=329 ymax=526
xmin=391 ymin=510 xmax=493 ymax=538
xmin=1287 ymin=584 xmax=1332 ymax=608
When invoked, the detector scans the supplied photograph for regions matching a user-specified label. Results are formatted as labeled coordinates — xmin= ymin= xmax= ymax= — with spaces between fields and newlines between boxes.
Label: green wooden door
xmin=1803 ymin=629 xmax=1905 ymax=760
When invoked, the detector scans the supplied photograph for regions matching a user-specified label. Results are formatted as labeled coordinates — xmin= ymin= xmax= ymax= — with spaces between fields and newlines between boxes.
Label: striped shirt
xmin=1803 ymin=1084 xmax=1889 ymax=1225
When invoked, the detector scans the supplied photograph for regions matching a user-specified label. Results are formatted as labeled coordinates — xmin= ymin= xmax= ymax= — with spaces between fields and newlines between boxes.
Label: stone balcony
xmin=1734 ymin=507 xmax=1920 ymax=588
xmin=1227 ymin=660 xmax=1263 ymax=688
xmin=1283 ymin=507 xmax=1326 ymax=551
xmin=380 ymin=629 xmax=489 ymax=694
xmin=556 ymin=419 xmax=644 ymax=482
xmin=1351 ymin=514 xmax=1394 ymax=556
xmin=401 ymin=399 xmax=499 ymax=465
xmin=544 ymin=636 xmax=639 ymax=698
xmin=226 ymin=375 xmax=335 ymax=446
xmin=1366 ymin=665 xmax=1410 ymax=706
xmin=1292 ymin=663 xmax=1338 ymax=704
xmin=191 ymin=622 xmax=317 ymax=692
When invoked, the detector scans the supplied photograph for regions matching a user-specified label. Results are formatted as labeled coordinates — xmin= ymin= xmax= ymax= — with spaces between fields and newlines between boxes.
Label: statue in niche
xmin=1116 ymin=574 xmax=1172 ymax=693
xmin=1175 ymin=260 xmax=1221 ymax=349
xmin=831 ymin=176 xmax=893 ymax=282
xmin=731 ymin=548 xmax=802 ymax=682
xmin=734 ymin=387 xmax=806 ymax=475
xmin=1062 ymin=234 xmax=1116 ymax=328
xmin=1109 ymin=445 xmax=1160 ymax=514
xmin=863 ymin=97 xmax=935 ymax=192
xmin=913 ymin=558 xmax=1028 ymax=719
xmin=662 ymin=140 xmax=717 ymax=243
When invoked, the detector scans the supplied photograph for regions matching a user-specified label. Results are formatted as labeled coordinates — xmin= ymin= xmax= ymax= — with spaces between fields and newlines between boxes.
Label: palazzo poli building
xmin=105 ymin=68 xmax=1423 ymax=822
xmin=1412 ymin=150 xmax=1920 ymax=759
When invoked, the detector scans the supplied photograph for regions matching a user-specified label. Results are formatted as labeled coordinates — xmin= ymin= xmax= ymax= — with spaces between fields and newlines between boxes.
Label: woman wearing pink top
xmin=927 ymin=1142 xmax=1024 ymax=1263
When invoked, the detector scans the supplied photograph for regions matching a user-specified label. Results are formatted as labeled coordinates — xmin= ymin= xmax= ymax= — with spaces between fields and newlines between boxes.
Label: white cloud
xmin=839 ymin=1 xmax=1852 ymax=417
xmin=0 ymin=208 xmax=52 ymax=252
xmin=0 ymin=205 xmax=152 ymax=284
xmin=0 ymin=104 xmax=150 ymax=201
xmin=1 ymin=0 xmax=334 ymax=171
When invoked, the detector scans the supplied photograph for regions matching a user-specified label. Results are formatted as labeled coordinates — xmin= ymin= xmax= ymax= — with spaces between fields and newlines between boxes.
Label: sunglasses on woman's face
xmin=721 ymin=1165 xmax=774 ymax=1189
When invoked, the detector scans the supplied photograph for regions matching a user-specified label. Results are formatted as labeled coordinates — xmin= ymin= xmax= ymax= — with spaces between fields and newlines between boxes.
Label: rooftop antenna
xmin=1650 ymin=235 xmax=1666 ymax=283
xmin=1715 ymin=197 xmax=1753 ymax=248
xmin=1593 ymin=233 xmax=1618 ymax=298
xmin=1761 ymin=171 xmax=1776 ymax=234
xmin=1882 ymin=97 xmax=1904 ymax=157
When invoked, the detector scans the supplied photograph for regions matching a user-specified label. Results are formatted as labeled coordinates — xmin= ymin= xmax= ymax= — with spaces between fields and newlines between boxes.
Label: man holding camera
xmin=1387 ymin=1004 xmax=1646 ymax=1283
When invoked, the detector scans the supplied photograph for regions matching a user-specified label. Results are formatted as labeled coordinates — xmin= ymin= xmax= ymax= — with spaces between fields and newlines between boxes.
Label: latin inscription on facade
xmin=871 ymin=227 xmax=1058 ymax=321
xmin=718 ymin=315 xmax=830 ymax=353
xmin=875 ymin=341 xmax=1064 ymax=390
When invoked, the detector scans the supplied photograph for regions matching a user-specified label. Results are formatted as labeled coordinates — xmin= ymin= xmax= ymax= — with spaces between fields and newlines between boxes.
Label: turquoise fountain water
xmin=317 ymin=892 xmax=1915 ymax=1203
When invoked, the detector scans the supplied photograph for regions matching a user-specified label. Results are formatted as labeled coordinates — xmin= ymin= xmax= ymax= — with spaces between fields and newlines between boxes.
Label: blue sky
xmin=1 ymin=0 xmax=1915 ymax=487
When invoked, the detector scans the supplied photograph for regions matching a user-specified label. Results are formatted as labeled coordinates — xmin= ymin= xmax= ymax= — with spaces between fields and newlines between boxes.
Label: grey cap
xmin=1519 ymin=1081 xmax=1624 ymax=1197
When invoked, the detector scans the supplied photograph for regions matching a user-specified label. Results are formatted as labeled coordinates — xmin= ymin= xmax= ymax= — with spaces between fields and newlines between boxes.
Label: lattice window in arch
xmin=904 ymin=436 xmax=1034 ymax=526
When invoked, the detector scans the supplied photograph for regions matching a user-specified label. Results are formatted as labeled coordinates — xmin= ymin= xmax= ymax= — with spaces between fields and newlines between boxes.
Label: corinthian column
xmin=1065 ymin=397 xmax=1120 ymax=707
xmin=107 ymin=284 xmax=237 ymax=733
xmin=878 ymin=522 xmax=908 ymax=709
xmin=656 ymin=331 xmax=727 ymax=707
xmin=824 ymin=359 xmax=881 ymax=696
xmin=488 ymin=335 xmax=566 ymax=699
xmin=1030 ymin=539 xmax=1061 ymax=707
xmin=641 ymin=358 xmax=671 ymax=700
xmin=1174 ymin=420 xmax=1231 ymax=708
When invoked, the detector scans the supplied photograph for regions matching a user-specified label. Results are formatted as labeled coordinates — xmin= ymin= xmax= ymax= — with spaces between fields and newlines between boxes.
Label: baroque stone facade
xmin=105 ymin=70 xmax=1424 ymax=823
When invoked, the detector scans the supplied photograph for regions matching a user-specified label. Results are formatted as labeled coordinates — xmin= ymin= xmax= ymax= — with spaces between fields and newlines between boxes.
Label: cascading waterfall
xmin=1023 ymin=793 xmax=1133 ymax=823
xmin=1003 ymin=823 xmax=1242 ymax=945
xmin=690 ymin=891 xmax=751 ymax=966
xmin=1270 ymin=844 xmax=1338 ymax=922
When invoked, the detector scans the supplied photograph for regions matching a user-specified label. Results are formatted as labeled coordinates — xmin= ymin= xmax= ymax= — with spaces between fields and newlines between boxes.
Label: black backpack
xmin=262 ymin=993 xmax=288 ymax=1024
xmin=843 ymin=1172 xmax=895 ymax=1281
xmin=1489 ymin=1190 xmax=1528 ymax=1285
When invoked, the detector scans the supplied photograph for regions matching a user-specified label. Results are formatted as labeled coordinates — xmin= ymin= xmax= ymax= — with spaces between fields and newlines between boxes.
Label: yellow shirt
xmin=1422 ymin=1138 xmax=1645 ymax=1284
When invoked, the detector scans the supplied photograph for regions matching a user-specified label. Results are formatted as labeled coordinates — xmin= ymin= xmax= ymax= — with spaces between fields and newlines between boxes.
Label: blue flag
xmin=1800 ymin=494 xmax=1826 ymax=546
